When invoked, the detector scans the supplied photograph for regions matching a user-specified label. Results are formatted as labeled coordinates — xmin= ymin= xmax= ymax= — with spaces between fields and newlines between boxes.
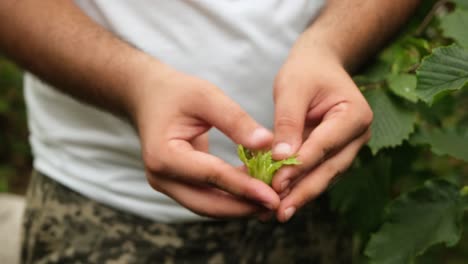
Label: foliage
xmin=364 ymin=89 xmax=417 ymax=154
xmin=330 ymin=1 xmax=468 ymax=263
xmin=416 ymin=45 xmax=468 ymax=104
xmin=238 ymin=144 xmax=300 ymax=185
xmin=365 ymin=180 xmax=466 ymax=264
xmin=0 ymin=56 xmax=31 ymax=194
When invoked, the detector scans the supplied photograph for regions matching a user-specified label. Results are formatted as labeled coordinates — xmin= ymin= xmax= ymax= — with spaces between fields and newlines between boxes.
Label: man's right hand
xmin=0 ymin=0 xmax=279 ymax=218
xmin=129 ymin=64 xmax=280 ymax=218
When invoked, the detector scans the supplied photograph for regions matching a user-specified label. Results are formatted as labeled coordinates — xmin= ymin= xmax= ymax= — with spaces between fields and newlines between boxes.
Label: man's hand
xmin=132 ymin=64 xmax=280 ymax=218
xmin=0 ymin=0 xmax=280 ymax=218
xmin=271 ymin=47 xmax=372 ymax=222
xmin=269 ymin=0 xmax=420 ymax=222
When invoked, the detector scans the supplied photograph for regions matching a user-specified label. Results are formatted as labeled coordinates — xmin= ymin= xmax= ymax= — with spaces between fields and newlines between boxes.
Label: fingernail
xmin=280 ymin=180 xmax=290 ymax=192
xmin=283 ymin=207 xmax=296 ymax=222
xmin=252 ymin=128 xmax=271 ymax=143
xmin=274 ymin=143 xmax=292 ymax=156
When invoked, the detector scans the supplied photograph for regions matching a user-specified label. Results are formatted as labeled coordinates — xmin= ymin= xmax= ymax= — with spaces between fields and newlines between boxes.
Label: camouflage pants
xmin=21 ymin=171 xmax=351 ymax=264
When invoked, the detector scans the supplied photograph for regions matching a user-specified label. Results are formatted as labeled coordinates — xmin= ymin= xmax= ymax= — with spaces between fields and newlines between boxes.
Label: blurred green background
xmin=0 ymin=56 xmax=31 ymax=194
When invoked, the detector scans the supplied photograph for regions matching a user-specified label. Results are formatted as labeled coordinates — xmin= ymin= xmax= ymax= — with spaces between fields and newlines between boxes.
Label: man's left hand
xmin=271 ymin=46 xmax=373 ymax=222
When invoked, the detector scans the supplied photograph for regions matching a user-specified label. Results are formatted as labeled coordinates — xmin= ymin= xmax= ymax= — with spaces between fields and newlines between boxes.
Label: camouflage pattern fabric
xmin=21 ymin=171 xmax=351 ymax=264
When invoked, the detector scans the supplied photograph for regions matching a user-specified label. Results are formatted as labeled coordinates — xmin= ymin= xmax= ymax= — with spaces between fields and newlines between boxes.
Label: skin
xmin=0 ymin=0 xmax=279 ymax=218
xmin=271 ymin=0 xmax=421 ymax=222
xmin=0 ymin=0 xmax=420 ymax=221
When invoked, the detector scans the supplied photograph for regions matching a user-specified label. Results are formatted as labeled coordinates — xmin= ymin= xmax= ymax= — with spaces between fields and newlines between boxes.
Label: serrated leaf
xmin=330 ymin=155 xmax=392 ymax=233
xmin=365 ymin=180 xmax=465 ymax=264
xmin=364 ymin=89 xmax=417 ymax=154
xmin=387 ymin=74 xmax=418 ymax=103
xmin=416 ymin=45 xmax=468 ymax=104
xmin=411 ymin=129 xmax=468 ymax=162
xmin=440 ymin=9 xmax=468 ymax=47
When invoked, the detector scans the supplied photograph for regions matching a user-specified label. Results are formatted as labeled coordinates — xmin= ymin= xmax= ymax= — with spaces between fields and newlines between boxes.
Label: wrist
xmin=287 ymin=30 xmax=346 ymax=72
xmin=278 ymin=39 xmax=346 ymax=86
xmin=118 ymin=52 xmax=175 ymax=122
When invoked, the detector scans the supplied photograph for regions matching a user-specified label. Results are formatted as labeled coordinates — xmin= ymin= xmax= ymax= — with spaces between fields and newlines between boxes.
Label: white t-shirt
xmin=24 ymin=0 xmax=324 ymax=222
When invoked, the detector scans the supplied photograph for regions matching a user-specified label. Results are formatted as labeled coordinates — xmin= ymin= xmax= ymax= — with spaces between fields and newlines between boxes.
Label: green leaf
xmin=380 ymin=37 xmax=429 ymax=74
xmin=354 ymin=59 xmax=391 ymax=86
xmin=330 ymin=155 xmax=392 ymax=233
xmin=365 ymin=180 xmax=465 ymax=264
xmin=452 ymin=0 xmax=468 ymax=9
xmin=411 ymin=129 xmax=468 ymax=162
xmin=0 ymin=167 xmax=13 ymax=193
xmin=0 ymin=57 xmax=22 ymax=88
xmin=440 ymin=9 xmax=468 ymax=48
xmin=416 ymin=45 xmax=468 ymax=104
xmin=237 ymin=144 xmax=249 ymax=165
xmin=461 ymin=186 xmax=468 ymax=197
xmin=237 ymin=145 xmax=300 ymax=185
xmin=0 ymin=175 xmax=7 ymax=193
xmin=387 ymin=73 xmax=418 ymax=103
xmin=364 ymin=89 xmax=417 ymax=154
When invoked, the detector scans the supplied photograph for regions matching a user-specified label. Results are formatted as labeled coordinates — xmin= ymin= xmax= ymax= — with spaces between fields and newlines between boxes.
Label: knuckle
xmin=203 ymin=162 xmax=226 ymax=187
xmin=364 ymin=130 xmax=372 ymax=142
xmin=360 ymin=105 xmax=374 ymax=128
xmin=349 ymin=103 xmax=373 ymax=135
xmin=142 ymin=149 xmax=167 ymax=174
xmin=275 ymin=115 xmax=302 ymax=131
xmin=205 ymin=173 xmax=220 ymax=187
xmin=320 ymin=143 xmax=338 ymax=160
xmin=295 ymin=186 xmax=319 ymax=208
xmin=146 ymin=173 xmax=165 ymax=193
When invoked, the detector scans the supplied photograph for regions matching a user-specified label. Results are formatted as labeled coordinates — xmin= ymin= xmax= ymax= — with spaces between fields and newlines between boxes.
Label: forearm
xmin=0 ymin=0 xmax=162 ymax=116
xmin=292 ymin=0 xmax=421 ymax=71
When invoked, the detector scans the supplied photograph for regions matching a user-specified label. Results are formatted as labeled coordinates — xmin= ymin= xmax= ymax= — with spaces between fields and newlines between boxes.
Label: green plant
xmin=237 ymin=144 xmax=300 ymax=185
xmin=329 ymin=1 xmax=468 ymax=263
xmin=0 ymin=56 xmax=31 ymax=194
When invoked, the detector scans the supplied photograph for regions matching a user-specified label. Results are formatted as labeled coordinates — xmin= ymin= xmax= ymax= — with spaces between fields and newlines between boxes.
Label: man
xmin=0 ymin=0 xmax=419 ymax=263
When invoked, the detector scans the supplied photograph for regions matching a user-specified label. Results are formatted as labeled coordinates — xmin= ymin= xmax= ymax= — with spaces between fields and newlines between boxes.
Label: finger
xmin=272 ymin=102 xmax=372 ymax=193
xmin=148 ymin=174 xmax=263 ymax=218
xmin=191 ymin=132 xmax=209 ymax=152
xmin=156 ymin=139 xmax=280 ymax=210
xmin=279 ymin=187 xmax=291 ymax=200
xmin=196 ymin=90 xmax=273 ymax=150
xmin=270 ymin=121 xmax=316 ymax=192
xmin=257 ymin=211 xmax=274 ymax=222
xmin=276 ymin=132 xmax=369 ymax=222
xmin=271 ymin=81 xmax=311 ymax=160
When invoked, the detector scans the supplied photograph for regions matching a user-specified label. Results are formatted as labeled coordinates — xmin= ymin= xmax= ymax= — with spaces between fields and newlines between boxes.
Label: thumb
xmin=198 ymin=89 xmax=273 ymax=150
xmin=272 ymin=83 xmax=309 ymax=160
